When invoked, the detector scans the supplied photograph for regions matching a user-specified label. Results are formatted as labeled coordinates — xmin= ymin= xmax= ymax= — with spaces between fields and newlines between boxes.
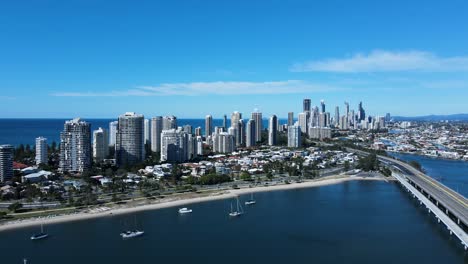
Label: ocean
xmin=0 ymin=181 xmax=466 ymax=263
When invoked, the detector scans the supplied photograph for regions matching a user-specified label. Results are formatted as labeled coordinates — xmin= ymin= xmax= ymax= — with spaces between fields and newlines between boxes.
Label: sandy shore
xmin=0 ymin=175 xmax=387 ymax=232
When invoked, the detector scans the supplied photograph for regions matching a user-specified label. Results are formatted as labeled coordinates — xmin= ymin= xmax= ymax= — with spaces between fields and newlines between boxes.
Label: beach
xmin=0 ymin=175 xmax=388 ymax=232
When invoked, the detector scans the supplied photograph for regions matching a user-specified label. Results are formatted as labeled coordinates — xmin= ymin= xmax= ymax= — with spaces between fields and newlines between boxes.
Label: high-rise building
xmin=268 ymin=115 xmax=277 ymax=146
xmin=196 ymin=136 xmax=204 ymax=156
xmin=115 ymin=112 xmax=145 ymax=166
xmin=287 ymin=112 xmax=294 ymax=126
xmin=344 ymin=102 xmax=349 ymax=116
xmin=334 ymin=106 xmax=340 ymax=127
xmin=59 ymin=118 xmax=92 ymax=173
xmin=339 ymin=115 xmax=349 ymax=130
xmin=195 ymin=127 xmax=202 ymax=137
xmin=318 ymin=113 xmax=326 ymax=127
xmin=150 ymin=116 xmax=163 ymax=153
xmin=298 ymin=112 xmax=308 ymax=134
xmin=251 ymin=111 xmax=262 ymax=143
xmin=320 ymin=100 xmax=326 ymax=113
xmin=303 ymin=99 xmax=311 ymax=112
xmin=309 ymin=127 xmax=332 ymax=140
xmin=385 ymin=113 xmax=391 ymax=122
xmin=237 ymin=119 xmax=245 ymax=146
xmin=205 ymin=115 xmax=213 ymax=137
xmin=213 ymin=132 xmax=235 ymax=153
xmin=160 ymin=128 xmax=189 ymax=163
xmin=93 ymin=127 xmax=109 ymax=162
xmin=144 ymin=119 xmax=151 ymax=145
xmin=163 ymin=115 xmax=177 ymax=130
xmin=246 ymin=119 xmax=256 ymax=147
xmin=358 ymin=101 xmax=366 ymax=121
xmin=35 ymin=137 xmax=48 ymax=165
xmin=183 ymin=124 xmax=193 ymax=134
xmin=0 ymin=145 xmax=14 ymax=182
xmin=109 ymin=121 xmax=118 ymax=146
xmin=287 ymin=125 xmax=301 ymax=148
xmin=223 ymin=114 xmax=227 ymax=130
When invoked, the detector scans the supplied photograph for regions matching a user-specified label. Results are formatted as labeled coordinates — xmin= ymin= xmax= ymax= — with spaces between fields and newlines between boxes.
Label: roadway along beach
xmin=0 ymin=175 xmax=387 ymax=232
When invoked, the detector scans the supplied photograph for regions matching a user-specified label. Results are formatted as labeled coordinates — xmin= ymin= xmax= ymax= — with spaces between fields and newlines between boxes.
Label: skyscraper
xmin=287 ymin=112 xmax=294 ymax=126
xmin=223 ymin=114 xmax=227 ymax=130
xmin=303 ymin=98 xmax=311 ymax=112
xmin=151 ymin=116 xmax=163 ymax=153
xmin=288 ymin=125 xmax=301 ymax=148
xmin=35 ymin=137 xmax=48 ymax=165
xmin=160 ymin=128 xmax=189 ymax=162
xmin=0 ymin=145 xmax=14 ymax=182
xmin=231 ymin=111 xmax=243 ymax=146
xmin=246 ymin=119 xmax=256 ymax=147
xmin=298 ymin=112 xmax=308 ymax=134
xmin=163 ymin=115 xmax=177 ymax=130
xmin=116 ymin=112 xmax=145 ymax=166
xmin=251 ymin=111 xmax=262 ymax=143
xmin=321 ymin=100 xmax=326 ymax=113
xmin=183 ymin=124 xmax=193 ymax=134
xmin=358 ymin=101 xmax=366 ymax=121
xmin=59 ymin=118 xmax=92 ymax=173
xmin=205 ymin=115 xmax=213 ymax=137
xmin=93 ymin=127 xmax=109 ymax=162
xmin=144 ymin=119 xmax=151 ymax=145
xmin=195 ymin=127 xmax=202 ymax=137
xmin=213 ymin=132 xmax=235 ymax=153
xmin=334 ymin=106 xmax=340 ymax=127
xmin=109 ymin=121 xmax=118 ymax=146
xmin=237 ymin=119 xmax=245 ymax=146
xmin=268 ymin=115 xmax=277 ymax=146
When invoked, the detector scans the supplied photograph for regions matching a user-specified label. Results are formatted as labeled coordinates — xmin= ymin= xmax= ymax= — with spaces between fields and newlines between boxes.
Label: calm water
xmin=1 ymin=181 xmax=467 ymax=263
xmin=0 ymin=118 xmax=281 ymax=146
xmin=388 ymin=152 xmax=468 ymax=198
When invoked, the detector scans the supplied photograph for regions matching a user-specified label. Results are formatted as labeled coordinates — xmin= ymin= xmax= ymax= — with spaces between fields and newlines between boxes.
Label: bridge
xmin=350 ymin=149 xmax=468 ymax=250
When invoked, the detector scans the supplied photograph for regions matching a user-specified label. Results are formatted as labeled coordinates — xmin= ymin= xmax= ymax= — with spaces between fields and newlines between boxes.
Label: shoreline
xmin=0 ymin=175 xmax=388 ymax=232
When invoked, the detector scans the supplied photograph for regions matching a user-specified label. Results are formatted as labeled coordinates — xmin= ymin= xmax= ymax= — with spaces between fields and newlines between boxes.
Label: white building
xmin=93 ymin=127 xmax=109 ymax=162
xmin=246 ymin=119 xmax=256 ymax=147
xmin=309 ymin=127 xmax=332 ymax=140
xmin=59 ymin=118 xmax=92 ymax=173
xmin=298 ymin=112 xmax=308 ymax=134
xmin=268 ymin=115 xmax=277 ymax=146
xmin=161 ymin=128 xmax=189 ymax=162
xmin=213 ymin=132 xmax=235 ymax=153
xmin=144 ymin=119 xmax=151 ymax=145
xmin=288 ymin=125 xmax=301 ymax=148
xmin=163 ymin=115 xmax=177 ymax=130
xmin=35 ymin=137 xmax=48 ymax=165
xmin=116 ymin=112 xmax=145 ymax=166
xmin=0 ymin=145 xmax=14 ymax=182
xmin=196 ymin=136 xmax=204 ymax=156
xmin=251 ymin=111 xmax=262 ymax=143
xmin=151 ymin=116 xmax=163 ymax=153
xmin=109 ymin=121 xmax=118 ymax=146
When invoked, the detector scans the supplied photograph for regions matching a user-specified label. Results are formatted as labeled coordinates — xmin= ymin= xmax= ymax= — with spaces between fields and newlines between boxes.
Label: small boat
xmin=245 ymin=193 xmax=256 ymax=205
xmin=229 ymin=196 xmax=244 ymax=217
xmin=120 ymin=230 xmax=145 ymax=239
xmin=30 ymin=224 xmax=49 ymax=240
xmin=178 ymin=208 xmax=192 ymax=214
xmin=120 ymin=216 xmax=144 ymax=239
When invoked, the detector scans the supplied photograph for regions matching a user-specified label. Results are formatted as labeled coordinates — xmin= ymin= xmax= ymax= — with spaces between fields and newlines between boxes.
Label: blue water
xmin=0 ymin=181 xmax=466 ymax=263
xmin=0 ymin=118 xmax=285 ymax=146
xmin=388 ymin=152 xmax=468 ymax=198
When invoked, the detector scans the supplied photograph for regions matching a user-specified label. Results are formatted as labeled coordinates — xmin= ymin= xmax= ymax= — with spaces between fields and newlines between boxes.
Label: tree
xmin=344 ymin=160 xmax=350 ymax=171
xmin=409 ymin=161 xmax=423 ymax=172
xmin=240 ymin=171 xmax=252 ymax=181
xmin=0 ymin=211 xmax=7 ymax=218
xmin=8 ymin=202 xmax=23 ymax=213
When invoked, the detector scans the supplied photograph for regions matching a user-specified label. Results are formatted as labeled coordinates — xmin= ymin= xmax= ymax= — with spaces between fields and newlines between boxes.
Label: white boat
xmin=120 ymin=230 xmax=145 ymax=239
xmin=178 ymin=208 xmax=192 ymax=214
xmin=30 ymin=224 xmax=49 ymax=240
xmin=245 ymin=193 xmax=256 ymax=205
xmin=229 ymin=196 xmax=244 ymax=217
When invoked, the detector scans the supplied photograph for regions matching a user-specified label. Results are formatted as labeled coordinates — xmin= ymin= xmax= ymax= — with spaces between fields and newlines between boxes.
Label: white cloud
xmin=51 ymin=80 xmax=343 ymax=97
xmin=291 ymin=50 xmax=468 ymax=73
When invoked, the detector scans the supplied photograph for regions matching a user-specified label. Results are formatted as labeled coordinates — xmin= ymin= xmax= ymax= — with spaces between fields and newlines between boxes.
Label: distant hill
xmin=393 ymin=114 xmax=468 ymax=122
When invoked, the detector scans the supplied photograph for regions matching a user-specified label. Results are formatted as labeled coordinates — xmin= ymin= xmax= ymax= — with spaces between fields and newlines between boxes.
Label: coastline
xmin=0 ymin=175 xmax=388 ymax=232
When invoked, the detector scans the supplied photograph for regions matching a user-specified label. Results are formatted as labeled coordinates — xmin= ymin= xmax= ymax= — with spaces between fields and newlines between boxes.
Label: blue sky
xmin=1 ymin=0 xmax=468 ymax=118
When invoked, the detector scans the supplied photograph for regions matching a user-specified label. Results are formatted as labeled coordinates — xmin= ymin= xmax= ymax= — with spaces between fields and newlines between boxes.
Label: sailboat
xmin=229 ymin=196 xmax=244 ymax=217
xmin=245 ymin=193 xmax=256 ymax=205
xmin=30 ymin=223 xmax=48 ymax=240
xmin=120 ymin=216 xmax=144 ymax=239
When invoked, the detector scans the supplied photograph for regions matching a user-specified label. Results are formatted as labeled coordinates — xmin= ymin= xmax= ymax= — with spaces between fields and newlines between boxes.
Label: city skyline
xmin=1 ymin=1 xmax=468 ymax=118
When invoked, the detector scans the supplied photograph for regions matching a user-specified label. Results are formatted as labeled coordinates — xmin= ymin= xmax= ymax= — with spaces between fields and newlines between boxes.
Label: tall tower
xmin=288 ymin=125 xmax=301 ymax=148
xmin=298 ymin=112 xmax=308 ymax=134
xmin=151 ymin=116 xmax=163 ymax=153
xmin=246 ymin=119 xmax=256 ymax=147
xmin=268 ymin=115 xmax=278 ymax=146
xmin=251 ymin=111 xmax=262 ymax=143
xmin=205 ymin=115 xmax=213 ymax=137
xmin=109 ymin=121 xmax=118 ymax=147
xmin=59 ymin=118 xmax=92 ymax=173
xmin=144 ymin=119 xmax=151 ymax=145
xmin=303 ymin=99 xmax=311 ymax=112
xmin=288 ymin=112 xmax=294 ymax=126
xmin=320 ymin=100 xmax=326 ymax=113
xmin=0 ymin=145 xmax=14 ymax=182
xmin=334 ymin=106 xmax=340 ymax=127
xmin=93 ymin=127 xmax=109 ymax=162
xmin=35 ymin=137 xmax=48 ymax=165
xmin=223 ymin=114 xmax=227 ymax=130
xmin=163 ymin=115 xmax=177 ymax=130
xmin=231 ymin=111 xmax=243 ymax=146
xmin=116 ymin=112 xmax=145 ymax=166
